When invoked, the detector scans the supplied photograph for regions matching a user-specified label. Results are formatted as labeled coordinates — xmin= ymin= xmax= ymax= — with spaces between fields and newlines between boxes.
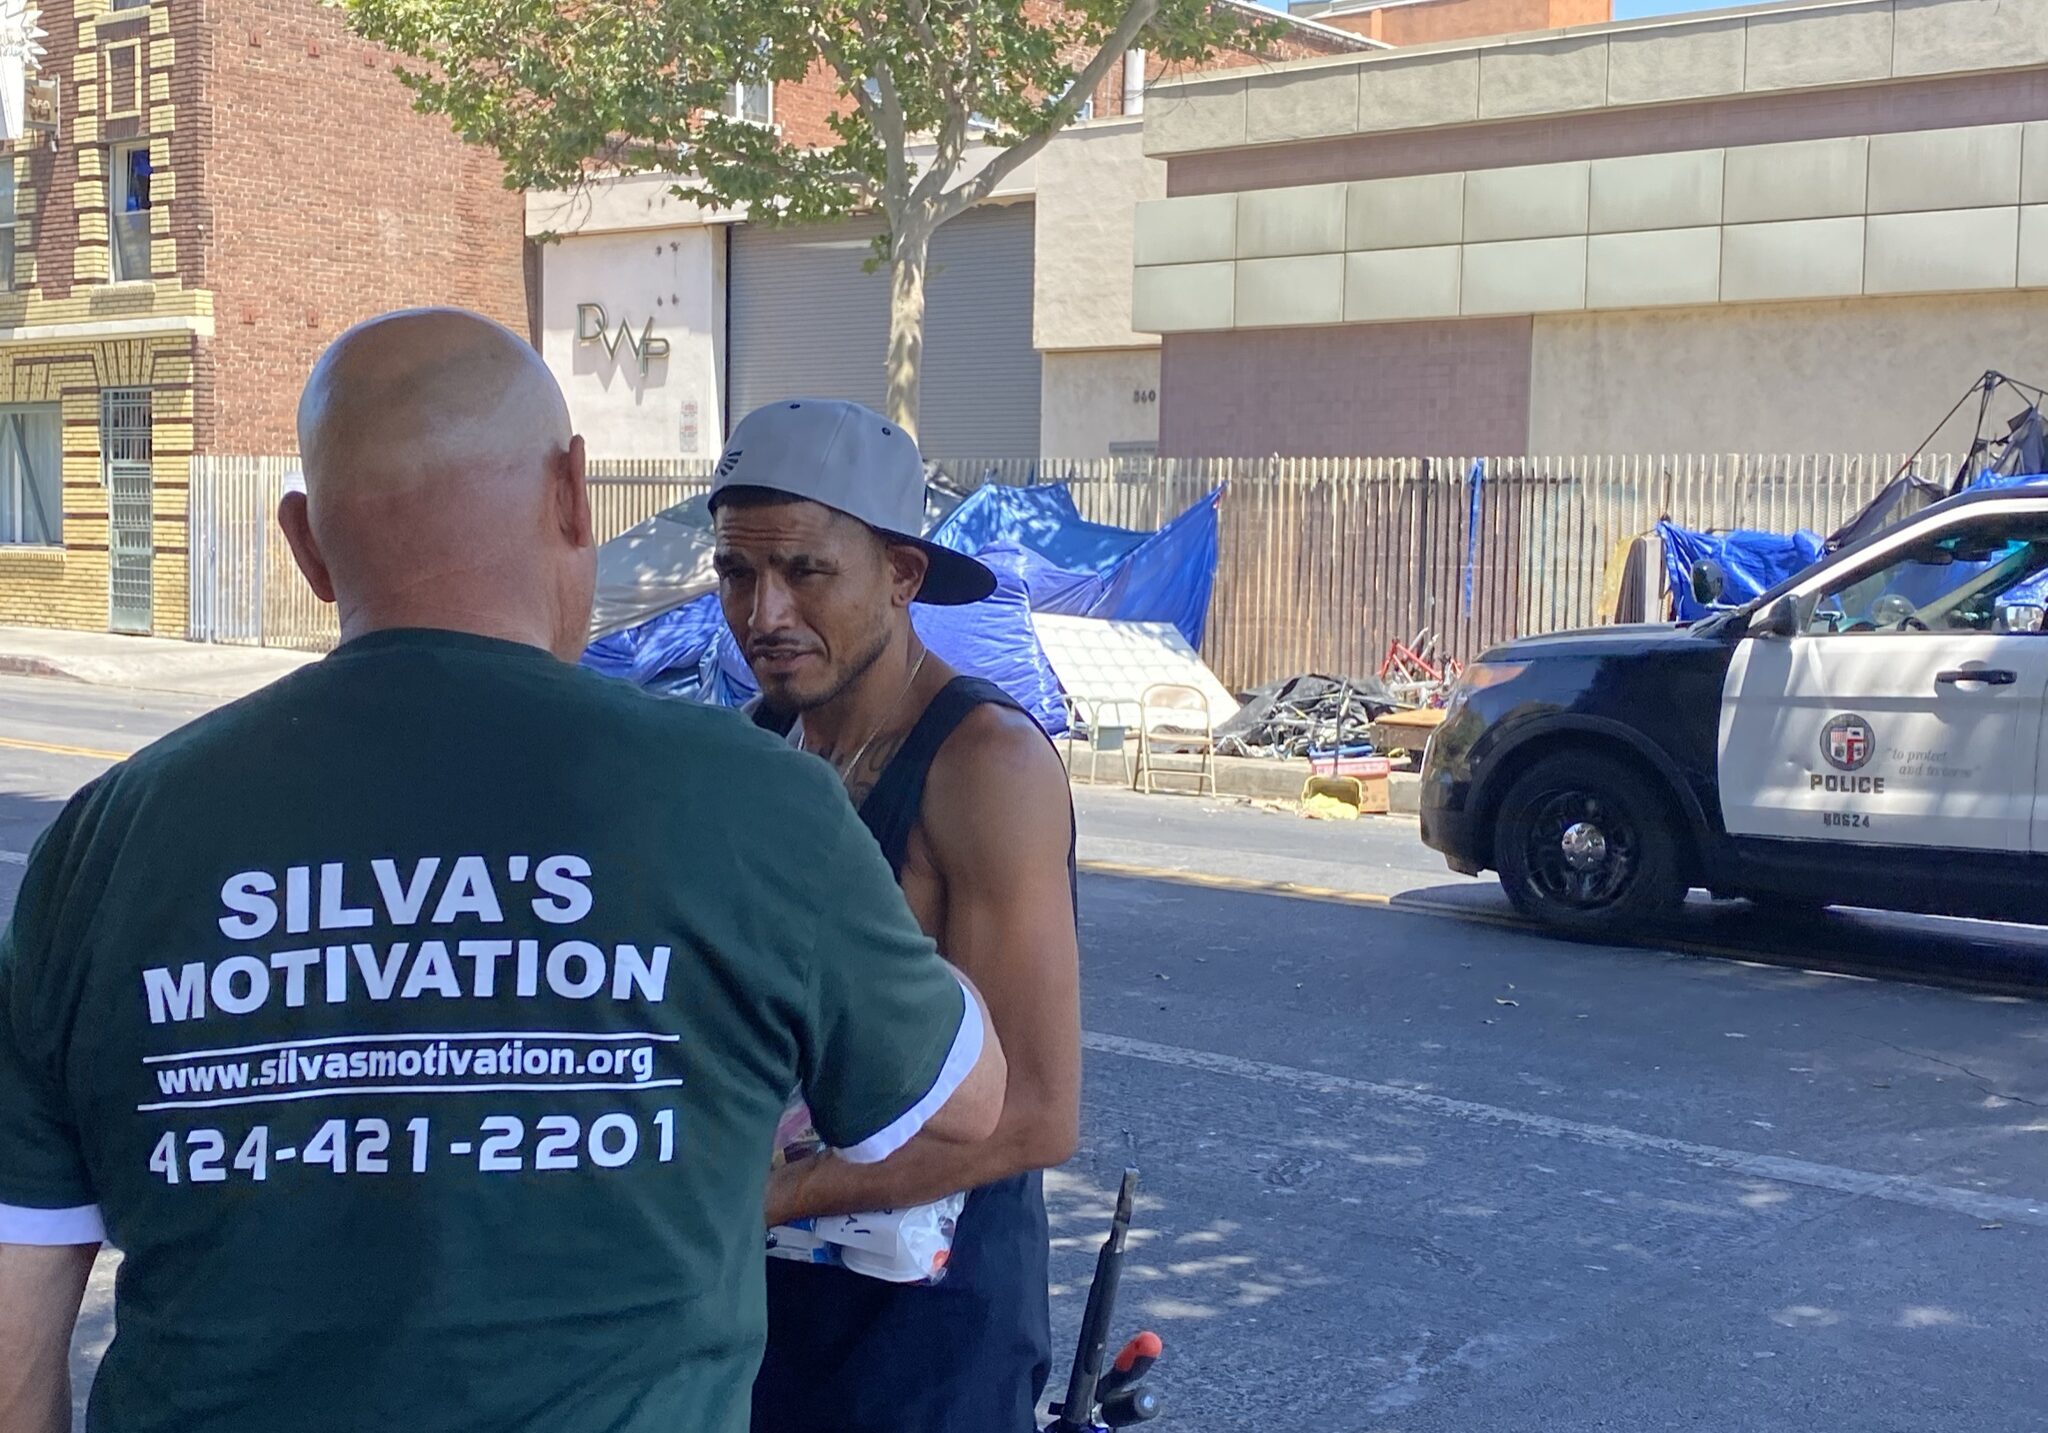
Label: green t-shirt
xmin=0 ymin=628 xmax=973 ymax=1433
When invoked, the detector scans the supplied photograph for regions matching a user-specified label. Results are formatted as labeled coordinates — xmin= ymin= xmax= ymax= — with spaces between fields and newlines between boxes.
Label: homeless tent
xmin=581 ymin=478 xmax=1223 ymax=734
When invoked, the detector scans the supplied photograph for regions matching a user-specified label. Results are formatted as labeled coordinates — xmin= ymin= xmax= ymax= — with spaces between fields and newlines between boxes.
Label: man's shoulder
xmin=920 ymin=698 xmax=1071 ymax=873
xmin=113 ymin=652 xmax=826 ymax=797
xmin=931 ymin=698 xmax=1066 ymax=797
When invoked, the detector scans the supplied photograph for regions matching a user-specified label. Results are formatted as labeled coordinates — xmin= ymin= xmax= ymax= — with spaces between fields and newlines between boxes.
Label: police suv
xmin=1420 ymin=483 xmax=2048 ymax=934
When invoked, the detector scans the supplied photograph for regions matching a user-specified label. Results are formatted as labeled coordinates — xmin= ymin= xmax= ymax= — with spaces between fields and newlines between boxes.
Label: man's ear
xmin=277 ymin=490 xmax=337 ymax=605
xmin=886 ymin=542 xmax=929 ymax=609
xmin=555 ymin=434 xmax=594 ymax=550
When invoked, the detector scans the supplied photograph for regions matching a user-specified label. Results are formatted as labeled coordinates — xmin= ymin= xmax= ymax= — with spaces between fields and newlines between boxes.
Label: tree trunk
xmin=884 ymin=218 xmax=932 ymax=438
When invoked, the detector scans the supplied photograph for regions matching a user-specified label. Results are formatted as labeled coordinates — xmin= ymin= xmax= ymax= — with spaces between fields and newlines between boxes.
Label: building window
xmin=727 ymin=78 xmax=772 ymax=126
xmin=110 ymin=142 xmax=151 ymax=282
xmin=0 ymin=165 xmax=17 ymax=292
xmin=102 ymin=389 xmax=153 ymax=634
xmin=102 ymin=388 xmax=152 ymax=464
xmin=727 ymin=42 xmax=772 ymax=126
xmin=112 ymin=0 xmax=149 ymax=10
xmin=0 ymin=406 xmax=60 ymax=545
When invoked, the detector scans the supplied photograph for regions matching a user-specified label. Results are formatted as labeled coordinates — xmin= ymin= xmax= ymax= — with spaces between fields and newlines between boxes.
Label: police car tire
xmin=1494 ymin=751 xmax=1687 ymax=934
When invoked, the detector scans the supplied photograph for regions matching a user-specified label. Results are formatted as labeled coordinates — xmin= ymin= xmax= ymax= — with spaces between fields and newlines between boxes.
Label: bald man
xmin=0 ymin=309 xmax=1008 ymax=1433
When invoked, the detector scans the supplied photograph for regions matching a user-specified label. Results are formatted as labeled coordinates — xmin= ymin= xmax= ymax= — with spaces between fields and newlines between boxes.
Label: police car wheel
xmin=1494 ymin=751 xmax=1686 ymax=933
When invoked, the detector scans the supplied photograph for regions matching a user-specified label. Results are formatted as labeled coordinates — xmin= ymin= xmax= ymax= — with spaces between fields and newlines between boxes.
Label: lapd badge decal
xmin=1821 ymin=714 xmax=1874 ymax=772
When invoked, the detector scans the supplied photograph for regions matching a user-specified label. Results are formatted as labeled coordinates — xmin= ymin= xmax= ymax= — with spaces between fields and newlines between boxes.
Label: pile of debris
xmin=1215 ymin=674 xmax=1398 ymax=761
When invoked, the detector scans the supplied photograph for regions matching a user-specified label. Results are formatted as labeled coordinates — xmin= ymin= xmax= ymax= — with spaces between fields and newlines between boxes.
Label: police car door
xmin=1718 ymin=497 xmax=2048 ymax=852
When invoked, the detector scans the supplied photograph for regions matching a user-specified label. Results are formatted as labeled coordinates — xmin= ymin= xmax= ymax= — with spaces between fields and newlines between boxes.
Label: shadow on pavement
xmin=1391 ymin=882 xmax=2048 ymax=999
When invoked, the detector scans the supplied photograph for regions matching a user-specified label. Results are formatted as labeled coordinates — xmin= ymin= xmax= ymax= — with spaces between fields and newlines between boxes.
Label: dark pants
xmin=751 ymin=1174 xmax=1051 ymax=1433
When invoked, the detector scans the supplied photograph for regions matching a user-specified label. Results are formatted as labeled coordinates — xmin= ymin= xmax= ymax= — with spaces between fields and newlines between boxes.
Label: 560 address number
xmin=148 ymin=1111 xmax=678 ymax=1183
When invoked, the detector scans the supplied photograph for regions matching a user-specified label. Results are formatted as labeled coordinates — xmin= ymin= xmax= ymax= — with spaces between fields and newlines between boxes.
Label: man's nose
xmin=751 ymin=574 xmax=798 ymax=635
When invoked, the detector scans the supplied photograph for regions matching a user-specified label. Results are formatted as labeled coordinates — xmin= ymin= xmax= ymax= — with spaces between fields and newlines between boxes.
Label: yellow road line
xmin=1078 ymin=858 xmax=1396 ymax=908
xmin=0 ymin=734 xmax=133 ymax=762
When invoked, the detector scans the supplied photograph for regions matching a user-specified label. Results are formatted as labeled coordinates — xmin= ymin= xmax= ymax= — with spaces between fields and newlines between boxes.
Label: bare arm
xmin=907 ymin=969 xmax=1006 ymax=1148
xmin=0 ymin=1242 xmax=96 ymax=1433
xmin=772 ymin=710 xmax=1079 ymax=1222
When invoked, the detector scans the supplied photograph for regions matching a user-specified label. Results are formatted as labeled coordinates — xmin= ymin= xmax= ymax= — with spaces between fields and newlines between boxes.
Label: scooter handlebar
xmin=1100 ymin=1385 xmax=1164 ymax=1427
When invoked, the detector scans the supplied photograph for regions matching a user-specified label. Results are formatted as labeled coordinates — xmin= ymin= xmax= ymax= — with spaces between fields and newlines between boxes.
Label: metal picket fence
xmin=188 ymin=451 xmax=1952 ymax=687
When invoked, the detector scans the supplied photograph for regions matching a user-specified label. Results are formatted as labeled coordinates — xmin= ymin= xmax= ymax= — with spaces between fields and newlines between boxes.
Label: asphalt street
xmin=3 ymin=675 xmax=2045 ymax=1432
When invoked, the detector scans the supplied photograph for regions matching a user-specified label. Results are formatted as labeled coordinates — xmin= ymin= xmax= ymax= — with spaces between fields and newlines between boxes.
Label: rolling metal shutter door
xmin=728 ymin=203 xmax=1041 ymax=458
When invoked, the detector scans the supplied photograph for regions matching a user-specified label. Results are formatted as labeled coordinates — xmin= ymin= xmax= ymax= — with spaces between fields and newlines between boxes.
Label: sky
xmin=1608 ymin=0 xmax=1747 ymax=18
xmin=1264 ymin=0 xmax=1749 ymax=21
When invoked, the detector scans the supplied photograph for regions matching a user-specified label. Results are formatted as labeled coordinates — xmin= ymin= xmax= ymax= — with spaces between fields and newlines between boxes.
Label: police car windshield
xmin=1807 ymin=523 xmax=2048 ymax=634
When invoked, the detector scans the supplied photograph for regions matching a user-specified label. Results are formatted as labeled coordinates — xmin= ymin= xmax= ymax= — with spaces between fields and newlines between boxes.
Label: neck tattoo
xmin=805 ymin=644 xmax=928 ymax=786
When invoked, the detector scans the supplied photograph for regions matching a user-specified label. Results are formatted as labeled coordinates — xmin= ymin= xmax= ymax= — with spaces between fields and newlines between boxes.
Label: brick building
xmin=1291 ymin=0 xmax=1610 ymax=49
xmin=0 ymin=0 xmax=527 ymax=637
xmin=769 ymin=1 xmax=1380 ymax=151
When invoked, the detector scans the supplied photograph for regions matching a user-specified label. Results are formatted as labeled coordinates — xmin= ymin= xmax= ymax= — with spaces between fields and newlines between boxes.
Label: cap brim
xmin=884 ymin=532 xmax=997 ymax=605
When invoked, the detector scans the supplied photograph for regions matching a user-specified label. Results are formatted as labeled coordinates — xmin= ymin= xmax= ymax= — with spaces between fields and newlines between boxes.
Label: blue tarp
xmin=1461 ymin=459 xmax=1484 ymax=617
xmin=584 ymin=482 xmax=1222 ymax=733
xmin=1659 ymin=520 xmax=1825 ymax=621
xmin=1659 ymin=475 xmax=2048 ymax=624
xmin=1966 ymin=469 xmax=2048 ymax=493
xmin=928 ymin=483 xmax=1222 ymax=649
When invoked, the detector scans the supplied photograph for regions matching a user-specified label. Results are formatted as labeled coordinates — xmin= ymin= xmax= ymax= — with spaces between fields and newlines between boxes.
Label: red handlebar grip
xmin=1114 ymin=1332 xmax=1163 ymax=1374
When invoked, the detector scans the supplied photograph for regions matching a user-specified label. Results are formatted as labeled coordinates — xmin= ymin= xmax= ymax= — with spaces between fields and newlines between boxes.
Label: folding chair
xmin=1061 ymin=693 xmax=1135 ymax=787
xmin=1132 ymin=683 xmax=1217 ymax=796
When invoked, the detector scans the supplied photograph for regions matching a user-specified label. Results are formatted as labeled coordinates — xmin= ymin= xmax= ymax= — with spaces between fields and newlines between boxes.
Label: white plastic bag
xmin=765 ymin=1100 xmax=963 ymax=1284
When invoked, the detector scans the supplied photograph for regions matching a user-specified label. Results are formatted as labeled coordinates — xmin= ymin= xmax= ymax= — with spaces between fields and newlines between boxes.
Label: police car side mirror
xmin=1689 ymin=559 xmax=1727 ymax=608
xmin=1751 ymin=597 xmax=1800 ymax=638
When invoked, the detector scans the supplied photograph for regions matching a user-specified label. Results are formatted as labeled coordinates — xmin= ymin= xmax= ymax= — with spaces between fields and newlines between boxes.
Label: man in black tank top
xmin=708 ymin=400 xmax=1082 ymax=1433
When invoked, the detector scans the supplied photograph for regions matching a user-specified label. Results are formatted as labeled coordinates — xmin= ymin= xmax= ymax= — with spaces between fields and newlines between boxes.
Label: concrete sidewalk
xmin=0 ymin=627 xmax=1430 ymax=812
xmin=0 ymin=626 xmax=315 ymax=700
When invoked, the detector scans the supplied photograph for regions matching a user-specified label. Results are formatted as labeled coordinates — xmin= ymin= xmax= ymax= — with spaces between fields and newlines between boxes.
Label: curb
xmin=1061 ymin=743 xmax=1421 ymax=815
xmin=0 ymin=655 xmax=80 ymax=683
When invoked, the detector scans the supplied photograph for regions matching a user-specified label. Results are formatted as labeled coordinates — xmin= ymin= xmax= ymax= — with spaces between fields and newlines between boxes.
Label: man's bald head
xmin=282 ymin=308 xmax=596 ymax=660
xmin=298 ymin=308 xmax=570 ymax=489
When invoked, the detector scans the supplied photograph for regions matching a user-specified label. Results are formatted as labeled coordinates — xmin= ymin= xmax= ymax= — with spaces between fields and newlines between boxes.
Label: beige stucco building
xmin=1132 ymin=0 xmax=2048 ymax=456
xmin=530 ymin=115 xmax=1177 ymax=461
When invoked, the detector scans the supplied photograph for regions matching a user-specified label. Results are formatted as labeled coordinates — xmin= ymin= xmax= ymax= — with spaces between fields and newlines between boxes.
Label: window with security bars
xmin=103 ymin=389 xmax=154 ymax=633
xmin=102 ymin=388 xmax=152 ymax=462
xmin=0 ymin=405 xmax=61 ymax=545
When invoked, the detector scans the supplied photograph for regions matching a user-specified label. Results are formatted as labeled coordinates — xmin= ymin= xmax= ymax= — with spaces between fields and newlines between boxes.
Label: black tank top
xmin=750 ymin=676 xmax=1067 ymax=1433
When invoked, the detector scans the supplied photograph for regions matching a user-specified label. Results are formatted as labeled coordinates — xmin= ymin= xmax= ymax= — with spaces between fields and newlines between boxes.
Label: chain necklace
xmin=802 ymin=643 xmax=928 ymax=786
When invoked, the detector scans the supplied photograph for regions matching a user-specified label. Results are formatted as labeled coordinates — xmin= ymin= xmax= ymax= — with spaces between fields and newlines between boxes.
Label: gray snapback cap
xmin=708 ymin=398 xmax=997 ymax=606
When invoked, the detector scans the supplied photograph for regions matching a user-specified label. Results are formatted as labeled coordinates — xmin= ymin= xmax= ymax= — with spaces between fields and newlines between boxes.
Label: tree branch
xmin=819 ymin=34 xmax=880 ymax=124
xmin=836 ymin=7 xmax=911 ymax=215
xmin=873 ymin=61 xmax=912 ymax=215
xmin=933 ymin=0 xmax=1159 ymax=224
xmin=904 ymin=0 xmax=941 ymax=56
xmin=911 ymin=7 xmax=975 ymax=212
